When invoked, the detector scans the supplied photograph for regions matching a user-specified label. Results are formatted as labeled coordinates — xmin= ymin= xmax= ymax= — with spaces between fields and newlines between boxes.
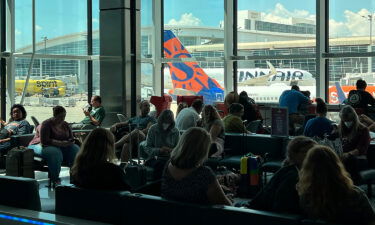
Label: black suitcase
xmin=6 ymin=147 xmax=35 ymax=178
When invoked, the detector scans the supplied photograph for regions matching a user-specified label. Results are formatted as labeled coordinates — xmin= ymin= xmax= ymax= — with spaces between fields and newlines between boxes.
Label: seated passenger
xmin=338 ymin=105 xmax=370 ymax=184
xmin=111 ymin=100 xmax=156 ymax=161
xmin=303 ymin=98 xmax=333 ymax=138
xmin=28 ymin=106 xmax=79 ymax=187
xmin=161 ymin=127 xmax=232 ymax=205
xmin=224 ymin=91 xmax=239 ymax=108
xmin=279 ymin=85 xmax=310 ymax=135
xmin=239 ymin=91 xmax=257 ymax=124
xmin=201 ymin=105 xmax=225 ymax=158
xmin=347 ymin=79 xmax=375 ymax=115
xmin=175 ymin=99 xmax=203 ymax=131
xmin=0 ymin=104 xmax=32 ymax=153
xmin=297 ymin=145 xmax=375 ymax=224
xmin=176 ymin=102 xmax=188 ymax=117
xmin=223 ymin=103 xmax=248 ymax=133
xmin=359 ymin=114 xmax=375 ymax=132
xmin=248 ymin=136 xmax=317 ymax=214
xmin=70 ymin=128 xmax=130 ymax=190
xmin=71 ymin=95 xmax=105 ymax=130
xmin=141 ymin=109 xmax=179 ymax=178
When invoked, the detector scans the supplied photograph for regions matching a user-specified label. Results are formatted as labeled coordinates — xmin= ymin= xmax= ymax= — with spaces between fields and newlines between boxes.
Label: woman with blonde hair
xmin=201 ymin=105 xmax=225 ymax=158
xmin=297 ymin=145 xmax=375 ymax=224
xmin=71 ymin=128 xmax=130 ymax=190
xmin=248 ymin=136 xmax=316 ymax=213
xmin=161 ymin=127 xmax=232 ymax=205
xmin=338 ymin=105 xmax=370 ymax=183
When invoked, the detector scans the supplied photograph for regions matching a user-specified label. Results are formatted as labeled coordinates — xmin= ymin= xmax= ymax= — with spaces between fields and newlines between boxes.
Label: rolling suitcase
xmin=6 ymin=146 xmax=35 ymax=178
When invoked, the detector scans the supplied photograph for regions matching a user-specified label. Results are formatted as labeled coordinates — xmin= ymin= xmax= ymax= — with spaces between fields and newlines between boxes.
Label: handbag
xmin=313 ymin=135 xmax=343 ymax=156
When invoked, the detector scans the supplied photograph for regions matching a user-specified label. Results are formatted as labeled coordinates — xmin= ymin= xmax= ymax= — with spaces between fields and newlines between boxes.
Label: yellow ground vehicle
xmin=15 ymin=79 xmax=66 ymax=97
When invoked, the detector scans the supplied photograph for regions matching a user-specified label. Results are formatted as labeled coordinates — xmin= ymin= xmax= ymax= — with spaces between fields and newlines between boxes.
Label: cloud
xmin=167 ymin=13 xmax=202 ymax=26
xmin=330 ymin=8 xmax=374 ymax=37
xmin=261 ymin=3 xmax=316 ymax=25
xmin=15 ymin=29 xmax=21 ymax=36
xmin=259 ymin=3 xmax=374 ymax=38
xmin=35 ymin=25 xmax=42 ymax=31
xmin=92 ymin=18 xmax=99 ymax=23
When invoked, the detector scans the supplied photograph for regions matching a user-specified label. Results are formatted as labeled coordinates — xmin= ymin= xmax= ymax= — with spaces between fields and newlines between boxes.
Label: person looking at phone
xmin=28 ymin=106 xmax=79 ymax=187
xmin=71 ymin=95 xmax=106 ymax=130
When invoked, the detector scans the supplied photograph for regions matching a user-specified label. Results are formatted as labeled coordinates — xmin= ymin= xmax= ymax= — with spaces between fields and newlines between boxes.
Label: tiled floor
xmin=37 ymin=167 xmax=70 ymax=213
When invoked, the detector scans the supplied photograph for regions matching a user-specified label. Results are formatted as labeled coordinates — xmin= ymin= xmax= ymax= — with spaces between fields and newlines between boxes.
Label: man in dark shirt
xmin=348 ymin=79 xmax=375 ymax=114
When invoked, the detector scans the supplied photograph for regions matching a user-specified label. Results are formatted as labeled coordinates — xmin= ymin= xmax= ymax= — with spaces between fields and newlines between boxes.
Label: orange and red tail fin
xmin=163 ymin=30 xmax=224 ymax=104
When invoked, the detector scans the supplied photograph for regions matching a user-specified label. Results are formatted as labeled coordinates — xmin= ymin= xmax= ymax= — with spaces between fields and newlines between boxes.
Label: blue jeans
xmin=29 ymin=144 xmax=79 ymax=182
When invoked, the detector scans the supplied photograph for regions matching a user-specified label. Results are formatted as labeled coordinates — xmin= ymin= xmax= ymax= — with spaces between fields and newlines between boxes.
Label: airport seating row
xmin=55 ymin=184 xmax=352 ymax=225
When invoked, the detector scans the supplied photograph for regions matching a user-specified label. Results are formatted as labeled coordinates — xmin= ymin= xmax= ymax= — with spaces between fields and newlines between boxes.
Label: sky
xmin=13 ymin=0 xmax=375 ymax=49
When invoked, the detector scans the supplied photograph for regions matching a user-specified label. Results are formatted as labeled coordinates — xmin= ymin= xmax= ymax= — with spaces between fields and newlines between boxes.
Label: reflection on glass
xmin=14 ymin=58 xmax=88 ymax=123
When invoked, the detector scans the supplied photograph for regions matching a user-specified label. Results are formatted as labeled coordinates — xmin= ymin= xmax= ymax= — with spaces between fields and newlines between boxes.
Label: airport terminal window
xmin=141 ymin=63 xmax=154 ymax=101
xmin=15 ymin=0 xmax=32 ymax=51
xmin=328 ymin=57 xmax=375 ymax=105
xmin=237 ymin=59 xmax=316 ymax=104
xmin=141 ymin=0 xmax=152 ymax=58
xmin=329 ymin=0 xmax=375 ymax=53
xmin=163 ymin=0 xmax=224 ymax=50
xmin=237 ymin=1 xmax=316 ymax=48
xmin=14 ymin=57 xmax=88 ymax=123
xmin=93 ymin=60 xmax=100 ymax=96
xmin=34 ymin=0 xmax=87 ymax=56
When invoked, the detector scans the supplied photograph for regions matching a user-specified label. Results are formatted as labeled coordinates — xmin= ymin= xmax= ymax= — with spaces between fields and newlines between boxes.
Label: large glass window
xmin=15 ymin=0 xmax=32 ymax=51
xmin=141 ymin=0 xmax=154 ymax=99
xmin=329 ymin=0 xmax=375 ymax=53
xmin=163 ymin=0 xmax=225 ymax=105
xmin=14 ymin=57 xmax=88 ymax=122
xmin=237 ymin=58 xmax=316 ymax=103
xmin=236 ymin=1 xmax=316 ymax=104
xmin=35 ymin=0 xmax=87 ymax=55
xmin=237 ymin=1 xmax=316 ymax=48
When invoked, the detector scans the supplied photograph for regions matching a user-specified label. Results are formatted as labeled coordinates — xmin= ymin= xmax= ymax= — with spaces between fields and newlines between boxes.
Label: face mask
xmin=344 ymin=121 xmax=353 ymax=128
xmin=162 ymin=123 xmax=170 ymax=130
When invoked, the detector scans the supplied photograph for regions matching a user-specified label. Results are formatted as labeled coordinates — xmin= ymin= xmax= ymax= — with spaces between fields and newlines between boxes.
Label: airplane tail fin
xmin=266 ymin=61 xmax=277 ymax=76
xmin=335 ymin=81 xmax=346 ymax=104
xmin=163 ymin=30 xmax=224 ymax=104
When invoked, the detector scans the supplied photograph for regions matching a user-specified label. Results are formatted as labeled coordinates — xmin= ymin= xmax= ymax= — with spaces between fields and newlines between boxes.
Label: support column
xmin=100 ymin=0 xmax=135 ymax=124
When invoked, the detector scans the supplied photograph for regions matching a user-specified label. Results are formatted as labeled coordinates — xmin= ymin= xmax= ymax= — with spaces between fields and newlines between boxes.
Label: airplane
xmin=163 ymin=30 xmax=375 ymax=105
xmin=163 ymin=30 xmax=317 ymax=104
xmin=15 ymin=79 xmax=66 ymax=97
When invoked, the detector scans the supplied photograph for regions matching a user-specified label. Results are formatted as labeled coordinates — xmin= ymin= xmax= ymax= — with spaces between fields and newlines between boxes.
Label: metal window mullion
xmin=224 ymin=0 xmax=234 ymax=93
xmin=152 ymin=0 xmax=162 ymax=96
xmin=1 ymin=0 xmax=7 ymax=119
xmin=316 ymin=0 xmax=328 ymax=101
xmin=87 ymin=0 xmax=93 ymax=103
